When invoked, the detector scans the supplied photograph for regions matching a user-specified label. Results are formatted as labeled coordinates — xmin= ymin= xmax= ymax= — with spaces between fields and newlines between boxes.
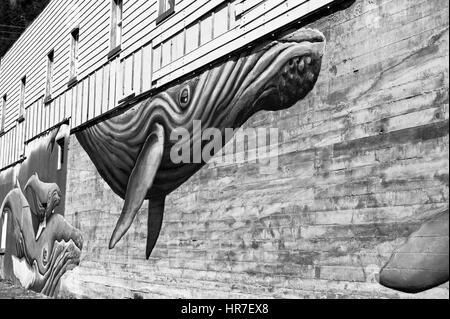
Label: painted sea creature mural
xmin=76 ymin=27 xmax=449 ymax=295
xmin=0 ymin=124 xmax=83 ymax=297
xmin=77 ymin=28 xmax=326 ymax=259
xmin=24 ymin=173 xmax=62 ymax=240
xmin=379 ymin=209 xmax=449 ymax=293
xmin=1 ymin=176 xmax=82 ymax=297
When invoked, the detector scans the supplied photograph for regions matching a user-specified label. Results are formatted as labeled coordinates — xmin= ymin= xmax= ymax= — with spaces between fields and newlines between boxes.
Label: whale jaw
xmin=248 ymin=29 xmax=325 ymax=113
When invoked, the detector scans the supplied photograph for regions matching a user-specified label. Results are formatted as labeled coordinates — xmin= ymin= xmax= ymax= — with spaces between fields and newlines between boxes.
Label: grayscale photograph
xmin=0 ymin=0 xmax=448 ymax=307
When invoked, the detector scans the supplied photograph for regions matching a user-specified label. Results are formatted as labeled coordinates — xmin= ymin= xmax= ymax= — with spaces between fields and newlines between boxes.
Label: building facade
xmin=0 ymin=0 xmax=449 ymax=298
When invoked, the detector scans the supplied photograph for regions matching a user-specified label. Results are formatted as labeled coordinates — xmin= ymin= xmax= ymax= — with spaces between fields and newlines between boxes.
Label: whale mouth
xmin=249 ymin=29 xmax=325 ymax=112
xmin=276 ymin=45 xmax=323 ymax=109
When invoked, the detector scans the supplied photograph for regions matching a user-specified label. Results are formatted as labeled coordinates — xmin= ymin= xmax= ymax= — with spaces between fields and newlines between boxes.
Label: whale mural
xmin=1 ymin=177 xmax=82 ymax=297
xmin=0 ymin=125 xmax=83 ymax=297
xmin=76 ymin=27 xmax=448 ymax=295
xmin=380 ymin=209 xmax=449 ymax=294
xmin=77 ymin=28 xmax=326 ymax=259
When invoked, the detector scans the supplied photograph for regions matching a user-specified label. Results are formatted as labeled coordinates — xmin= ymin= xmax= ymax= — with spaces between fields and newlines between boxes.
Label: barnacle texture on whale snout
xmin=76 ymin=28 xmax=326 ymax=258
xmin=279 ymin=53 xmax=322 ymax=107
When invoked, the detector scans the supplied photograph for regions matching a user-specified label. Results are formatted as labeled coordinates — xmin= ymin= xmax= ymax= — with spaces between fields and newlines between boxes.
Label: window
xmin=110 ymin=0 xmax=123 ymax=51
xmin=57 ymin=138 xmax=65 ymax=170
xmin=1 ymin=95 xmax=5 ymax=133
xmin=45 ymin=50 xmax=55 ymax=100
xmin=19 ymin=76 xmax=26 ymax=120
xmin=0 ymin=210 xmax=8 ymax=254
xmin=156 ymin=0 xmax=175 ymax=25
xmin=69 ymin=28 xmax=80 ymax=82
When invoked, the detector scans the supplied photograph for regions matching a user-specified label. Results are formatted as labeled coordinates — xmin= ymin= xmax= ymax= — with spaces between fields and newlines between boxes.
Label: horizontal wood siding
xmin=0 ymin=0 xmax=110 ymax=132
xmin=0 ymin=120 xmax=25 ymax=169
xmin=152 ymin=0 xmax=335 ymax=86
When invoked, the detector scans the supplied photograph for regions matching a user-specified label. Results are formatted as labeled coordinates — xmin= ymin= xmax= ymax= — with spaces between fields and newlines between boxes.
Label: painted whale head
xmin=160 ymin=28 xmax=326 ymax=129
xmin=232 ymin=28 xmax=325 ymax=114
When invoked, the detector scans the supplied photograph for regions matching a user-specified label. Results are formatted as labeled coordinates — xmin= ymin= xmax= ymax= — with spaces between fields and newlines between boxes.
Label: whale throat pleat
xmin=109 ymin=123 xmax=165 ymax=249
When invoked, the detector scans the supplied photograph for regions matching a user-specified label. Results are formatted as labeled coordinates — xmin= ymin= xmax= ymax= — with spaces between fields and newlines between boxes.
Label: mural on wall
xmin=0 ymin=124 xmax=83 ymax=297
xmin=77 ymin=28 xmax=326 ymax=258
xmin=75 ymin=27 xmax=448 ymax=295
xmin=380 ymin=209 xmax=449 ymax=294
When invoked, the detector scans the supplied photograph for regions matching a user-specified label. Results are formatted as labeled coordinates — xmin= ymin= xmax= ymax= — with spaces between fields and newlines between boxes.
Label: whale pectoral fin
xmin=109 ymin=123 xmax=165 ymax=249
xmin=146 ymin=197 xmax=166 ymax=260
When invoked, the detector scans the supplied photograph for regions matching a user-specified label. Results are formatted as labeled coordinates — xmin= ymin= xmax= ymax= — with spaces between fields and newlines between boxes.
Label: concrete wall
xmin=60 ymin=0 xmax=449 ymax=299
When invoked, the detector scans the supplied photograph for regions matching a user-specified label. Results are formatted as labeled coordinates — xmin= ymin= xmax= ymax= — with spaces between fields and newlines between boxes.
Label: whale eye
xmin=179 ymin=86 xmax=191 ymax=108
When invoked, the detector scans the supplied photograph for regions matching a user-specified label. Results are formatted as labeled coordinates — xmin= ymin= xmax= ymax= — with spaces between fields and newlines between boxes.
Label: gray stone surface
xmin=0 ymin=279 xmax=47 ymax=299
